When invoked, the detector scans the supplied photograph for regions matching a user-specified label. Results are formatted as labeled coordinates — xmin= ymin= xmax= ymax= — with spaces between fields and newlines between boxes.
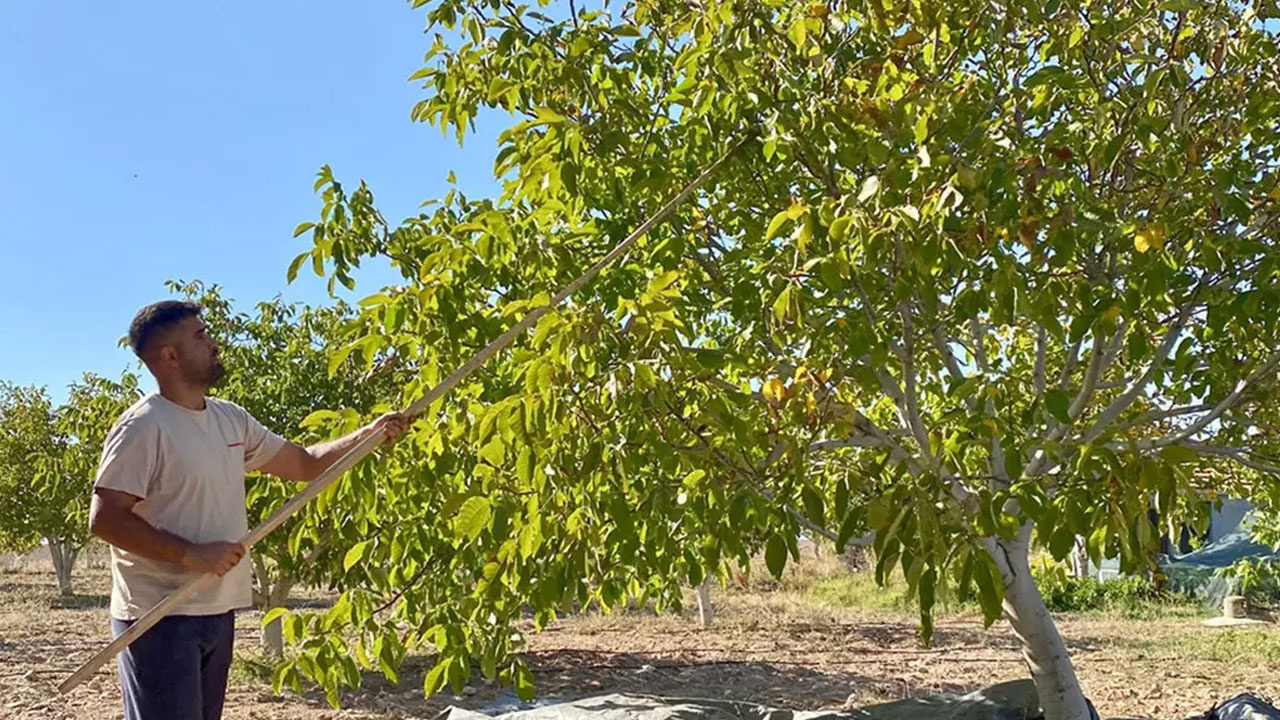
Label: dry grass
xmin=1 ymin=545 xmax=1278 ymax=720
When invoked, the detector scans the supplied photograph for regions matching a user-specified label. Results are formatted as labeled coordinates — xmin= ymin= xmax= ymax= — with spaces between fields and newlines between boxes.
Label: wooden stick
xmin=58 ymin=134 xmax=751 ymax=695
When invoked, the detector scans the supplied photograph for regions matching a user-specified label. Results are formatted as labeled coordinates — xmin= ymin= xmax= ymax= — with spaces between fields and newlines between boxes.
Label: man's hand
xmin=182 ymin=541 xmax=246 ymax=576
xmin=368 ymin=411 xmax=411 ymax=445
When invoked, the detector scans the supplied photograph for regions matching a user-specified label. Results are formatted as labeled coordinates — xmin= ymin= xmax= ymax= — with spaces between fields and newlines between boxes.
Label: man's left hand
xmin=368 ymin=412 xmax=411 ymax=445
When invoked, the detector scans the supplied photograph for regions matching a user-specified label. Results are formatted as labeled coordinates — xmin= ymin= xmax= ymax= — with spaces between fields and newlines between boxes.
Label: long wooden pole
xmin=58 ymin=135 xmax=750 ymax=695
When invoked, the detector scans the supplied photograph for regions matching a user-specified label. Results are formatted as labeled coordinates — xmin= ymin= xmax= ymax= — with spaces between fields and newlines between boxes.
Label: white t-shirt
xmin=94 ymin=393 xmax=286 ymax=620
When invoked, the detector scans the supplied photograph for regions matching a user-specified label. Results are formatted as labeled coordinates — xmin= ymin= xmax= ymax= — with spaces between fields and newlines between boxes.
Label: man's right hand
xmin=182 ymin=541 xmax=246 ymax=576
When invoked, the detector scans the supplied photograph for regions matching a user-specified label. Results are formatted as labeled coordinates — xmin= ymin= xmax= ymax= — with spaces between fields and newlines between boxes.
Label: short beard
xmin=207 ymin=359 xmax=226 ymax=387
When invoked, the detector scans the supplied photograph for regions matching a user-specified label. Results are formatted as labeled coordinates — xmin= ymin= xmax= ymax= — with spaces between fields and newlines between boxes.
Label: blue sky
xmin=0 ymin=1 xmax=502 ymax=402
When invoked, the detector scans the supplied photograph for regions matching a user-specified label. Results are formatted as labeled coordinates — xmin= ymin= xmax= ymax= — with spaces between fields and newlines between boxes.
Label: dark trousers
xmin=111 ymin=612 xmax=235 ymax=720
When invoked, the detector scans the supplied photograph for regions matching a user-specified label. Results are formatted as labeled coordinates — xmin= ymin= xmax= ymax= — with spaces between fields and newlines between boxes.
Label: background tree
xmin=0 ymin=374 xmax=141 ymax=595
xmin=166 ymin=280 xmax=401 ymax=657
xmin=277 ymin=1 xmax=1280 ymax=718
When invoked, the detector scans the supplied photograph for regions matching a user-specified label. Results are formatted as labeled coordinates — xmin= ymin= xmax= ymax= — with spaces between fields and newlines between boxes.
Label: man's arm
xmin=258 ymin=412 xmax=410 ymax=483
xmin=89 ymin=488 xmax=244 ymax=576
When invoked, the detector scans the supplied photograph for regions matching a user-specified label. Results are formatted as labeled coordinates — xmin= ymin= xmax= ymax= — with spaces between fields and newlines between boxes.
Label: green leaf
xmin=423 ymin=656 xmax=452 ymax=696
xmin=262 ymin=607 xmax=290 ymax=629
xmin=772 ymin=285 xmax=793 ymax=323
xmin=292 ymin=222 xmax=316 ymax=238
xmin=514 ymin=661 xmax=536 ymax=701
xmin=918 ymin=567 xmax=937 ymax=643
xmin=519 ymin=518 xmax=542 ymax=559
xmin=974 ymin=554 xmax=1004 ymax=627
xmin=478 ymin=437 xmax=506 ymax=466
xmin=516 ymin=446 xmax=535 ymax=484
xmin=1045 ymin=389 xmax=1071 ymax=424
xmin=1160 ymin=445 xmax=1200 ymax=465
xmin=765 ymin=535 xmax=787 ymax=578
xmin=1025 ymin=65 xmax=1067 ymax=89
xmin=455 ymin=496 xmax=493 ymax=541
xmin=343 ymin=540 xmax=371 ymax=572
xmin=286 ymin=252 xmax=309 ymax=284
xmin=801 ymin=486 xmax=824 ymax=525
xmin=836 ymin=510 xmax=862 ymax=553
xmin=829 ymin=216 xmax=851 ymax=243
xmin=300 ymin=409 xmax=340 ymax=429
xmin=764 ymin=210 xmax=791 ymax=241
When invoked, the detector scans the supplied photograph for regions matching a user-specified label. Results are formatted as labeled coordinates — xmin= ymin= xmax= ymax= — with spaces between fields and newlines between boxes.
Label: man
xmin=89 ymin=300 xmax=409 ymax=720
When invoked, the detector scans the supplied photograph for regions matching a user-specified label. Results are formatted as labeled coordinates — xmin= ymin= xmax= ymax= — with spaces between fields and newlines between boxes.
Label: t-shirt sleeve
xmin=94 ymin=415 xmax=159 ymax=499
xmin=237 ymin=406 xmax=287 ymax=471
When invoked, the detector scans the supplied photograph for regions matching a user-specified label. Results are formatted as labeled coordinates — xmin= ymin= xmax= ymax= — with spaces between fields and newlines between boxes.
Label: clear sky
xmin=0 ymin=1 xmax=502 ymax=402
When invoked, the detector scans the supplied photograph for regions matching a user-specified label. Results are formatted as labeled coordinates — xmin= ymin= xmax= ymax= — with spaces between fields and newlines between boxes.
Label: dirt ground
xmin=2 ymin=550 xmax=1278 ymax=720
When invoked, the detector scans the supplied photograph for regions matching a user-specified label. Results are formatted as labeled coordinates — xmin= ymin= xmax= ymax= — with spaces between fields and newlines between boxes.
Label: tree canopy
xmin=277 ymin=1 xmax=1280 ymax=718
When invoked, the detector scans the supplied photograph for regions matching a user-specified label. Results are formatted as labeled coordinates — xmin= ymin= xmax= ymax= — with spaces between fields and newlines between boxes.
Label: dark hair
xmin=128 ymin=301 xmax=202 ymax=358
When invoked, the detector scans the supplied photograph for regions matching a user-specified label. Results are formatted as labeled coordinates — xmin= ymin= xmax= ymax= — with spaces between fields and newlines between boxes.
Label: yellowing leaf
xmin=788 ymin=19 xmax=807 ymax=50
xmin=762 ymin=378 xmax=787 ymax=405
xmin=895 ymin=28 xmax=925 ymax=49
xmin=648 ymin=270 xmax=680 ymax=293
xmin=535 ymin=107 xmax=567 ymax=124
xmin=1133 ymin=224 xmax=1166 ymax=253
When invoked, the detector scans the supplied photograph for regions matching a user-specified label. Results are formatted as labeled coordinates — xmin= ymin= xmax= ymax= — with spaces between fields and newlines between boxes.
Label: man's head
xmin=128 ymin=301 xmax=225 ymax=388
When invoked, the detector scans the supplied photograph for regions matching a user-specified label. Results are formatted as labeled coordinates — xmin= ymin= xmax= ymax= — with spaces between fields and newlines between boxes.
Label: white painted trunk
xmin=250 ymin=553 xmax=294 ymax=658
xmin=988 ymin=527 xmax=1094 ymax=720
xmin=1070 ymin=538 xmax=1089 ymax=579
xmin=47 ymin=539 xmax=78 ymax=596
xmin=696 ymin=577 xmax=714 ymax=627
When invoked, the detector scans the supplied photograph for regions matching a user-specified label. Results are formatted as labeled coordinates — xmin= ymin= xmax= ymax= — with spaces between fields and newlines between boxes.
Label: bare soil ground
xmin=2 ymin=549 xmax=1278 ymax=720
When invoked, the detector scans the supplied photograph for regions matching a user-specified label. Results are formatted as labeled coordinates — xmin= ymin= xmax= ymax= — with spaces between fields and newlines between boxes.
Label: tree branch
xmin=1079 ymin=307 xmax=1192 ymax=444
xmin=1145 ymin=350 xmax=1280 ymax=448
xmin=970 ymin=318 xmax=1006 ymax=483
xmin=933 ymin=326 xmax=966 ymax=382
xmin=898 ymin=301 xmax=936 ymax=464
xmin=1171 ymin=441 xmax=1280 ymax=475
xmin=1034 ymin=325 xmax=1047 ymax=397
xmin=1112 ymin=403 xmax=1214 ymax=434
xmin=1058 ymin=335 xmax=1085 ymax=389
xmin=1068 ymin=332 xmax=1109 ymax=421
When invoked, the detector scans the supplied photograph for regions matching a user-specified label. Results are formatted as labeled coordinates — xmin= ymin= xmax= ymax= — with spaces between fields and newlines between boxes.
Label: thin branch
xmin=898 ymin=301 xmax=936 ymax=464
xmin=1079 ymin=306 xmax=1193 ymax=444
xmin=933 ymin=326 xmax=966 ymax=382
xmin=1068 ymin=332 xmax=1109 ymax=420
xmin=1146 ymin=350 xmax=1280 ymax=448
xmin=810 ymin=437 xmax=883 ymax=452
xmin=970 ymin=317 xmax=1006 ymax=483
xmin=1171 ymin=442 xmax=1280 ymax=475
xmin=1033 ymin=325 xmax=1047 ymax=397
xmin=1112 ymin=403 xmax=1214 ymax=434
xmin=1058 ymin=335 xmax=1085 ymax=388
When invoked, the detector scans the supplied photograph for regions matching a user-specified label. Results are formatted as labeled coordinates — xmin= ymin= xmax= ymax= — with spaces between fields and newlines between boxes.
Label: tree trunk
xmin=47 ymin=539 xmax=78 ymax=596
xmin=988 ymin=526 xmax=1094 ymax=720
xmin=1070 ymin=538 xmax=1089 ymax=579
xmin=251 ymin=553 xmax=294 ymax=658
xmin=261 ymin=581 xmax=293 ymax=658
xmin=696 ymin=576 xmax=714 ymax=627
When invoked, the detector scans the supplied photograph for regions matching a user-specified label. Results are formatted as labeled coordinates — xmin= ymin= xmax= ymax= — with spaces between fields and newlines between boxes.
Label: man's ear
xmin=156 ymin=345 xmax=178 ymax=367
